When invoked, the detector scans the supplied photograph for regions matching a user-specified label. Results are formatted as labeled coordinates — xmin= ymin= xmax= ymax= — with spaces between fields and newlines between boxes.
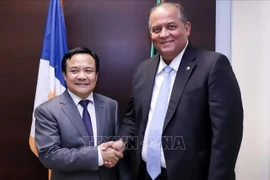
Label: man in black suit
xmin=104 ymin=2 xmax=243 ymax=180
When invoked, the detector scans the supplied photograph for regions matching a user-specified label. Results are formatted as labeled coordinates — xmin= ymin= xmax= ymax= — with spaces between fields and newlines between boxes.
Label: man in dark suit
xmin=103 ymin=2 xmax=243 ymax=180
xmin=35 ymin=47 xmax=131 ymax=180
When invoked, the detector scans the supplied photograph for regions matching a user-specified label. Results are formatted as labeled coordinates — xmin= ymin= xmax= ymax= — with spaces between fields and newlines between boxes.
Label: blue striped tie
xmin=147 ymin=66 xmax=173 ymax=179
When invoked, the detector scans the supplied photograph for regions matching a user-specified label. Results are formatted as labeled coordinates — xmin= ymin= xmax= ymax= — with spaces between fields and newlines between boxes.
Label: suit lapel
xmin=93 ymin=93 xmax=105 ymax=144
xmin=141 ymin=55 xmax=160 ymax=131
xmin=60 ymin=91 xmax=90 ymax=141
xmin=163 ymin=45 xmax=197 ymax=131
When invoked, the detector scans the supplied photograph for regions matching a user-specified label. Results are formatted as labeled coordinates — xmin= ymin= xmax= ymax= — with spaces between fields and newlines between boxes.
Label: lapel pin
xmin=100 ymin=104 xmax=104 ymax=108
xmin=186 ymin=66 xmax=190 ymax=70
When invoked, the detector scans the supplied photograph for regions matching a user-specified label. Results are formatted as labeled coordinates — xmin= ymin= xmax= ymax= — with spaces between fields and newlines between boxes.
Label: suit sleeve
xmin=110 ymin=101 xmax=133 ymax=180
xmin=118 ymin=65 xmax=141 ymax=146
xmin=34 ymin=105 xmax=99 ymax=172
xmin=208 ymin=54 xmax=243 ymax=180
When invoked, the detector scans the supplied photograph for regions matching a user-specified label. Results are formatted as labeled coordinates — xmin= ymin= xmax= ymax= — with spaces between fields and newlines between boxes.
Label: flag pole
xmin=60 ymin=0 xmax=64 ymax=12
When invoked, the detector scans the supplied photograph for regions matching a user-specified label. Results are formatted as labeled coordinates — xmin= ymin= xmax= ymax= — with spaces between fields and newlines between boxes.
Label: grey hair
xmin=148 ymin=2 xmax=188 ymax=29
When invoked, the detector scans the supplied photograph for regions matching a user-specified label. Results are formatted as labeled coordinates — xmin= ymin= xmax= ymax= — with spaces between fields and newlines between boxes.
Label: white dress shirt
xmin=68 ymin=90 xmax=104 ymax=166
xmin=142 ymin=41 xmax=189 ymax=168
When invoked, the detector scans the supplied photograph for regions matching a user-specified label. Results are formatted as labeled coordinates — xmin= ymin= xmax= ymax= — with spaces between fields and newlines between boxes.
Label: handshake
xmin=99 ymin=140 xmax=126 ymax=168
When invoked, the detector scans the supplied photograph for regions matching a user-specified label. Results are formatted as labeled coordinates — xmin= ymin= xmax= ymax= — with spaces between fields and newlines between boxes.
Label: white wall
xmin=231 ymin=1 xmax=270 ymax=180
xmin=216 ymin=1 xmax=270 ymax=179
xmin=216 ymin=0 xmax=231 ymax=60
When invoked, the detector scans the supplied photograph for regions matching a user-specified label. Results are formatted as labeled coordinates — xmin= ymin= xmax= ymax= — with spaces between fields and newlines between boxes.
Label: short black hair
xmin=61 ymin=47 xmax=100 ymax=74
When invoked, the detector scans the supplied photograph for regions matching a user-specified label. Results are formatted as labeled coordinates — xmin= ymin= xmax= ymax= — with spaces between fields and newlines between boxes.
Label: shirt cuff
xmin=98 ymin=146 xmax=104 ymax=166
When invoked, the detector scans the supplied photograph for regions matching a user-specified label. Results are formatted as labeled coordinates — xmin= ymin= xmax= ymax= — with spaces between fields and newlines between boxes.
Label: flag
xmin=150 ymin=0 xmax=163 ymax=57
xmin=29 ymin=0 xmax=68 ymax=158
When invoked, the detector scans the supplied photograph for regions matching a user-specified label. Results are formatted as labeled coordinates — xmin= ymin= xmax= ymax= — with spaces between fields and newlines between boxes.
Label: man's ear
xmin=95 ymin=72 xmax=99 ymax=81
xmin=185 ymin=21 xmax=191 ymax=36
xmin=63 ymin=72 xmax=67 ymax=81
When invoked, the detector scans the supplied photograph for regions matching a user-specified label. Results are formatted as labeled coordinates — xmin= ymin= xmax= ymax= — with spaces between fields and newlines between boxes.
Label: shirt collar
xmin=67 ymin=89 xmax=94 ymax=105
xmin=157 ymin=40 xmax=189 ymax=75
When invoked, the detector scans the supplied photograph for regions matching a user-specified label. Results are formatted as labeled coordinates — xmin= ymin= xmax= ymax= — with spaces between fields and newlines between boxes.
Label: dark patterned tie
xmin=79 ymin=100 xmax=94 ymax=146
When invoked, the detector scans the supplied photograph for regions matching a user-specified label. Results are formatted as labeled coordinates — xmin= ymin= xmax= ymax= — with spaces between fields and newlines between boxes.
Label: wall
xmin=0 ymin=0 xmax=215 ymax=179
xmin=231 ymin=1 xmax=270 ymax=180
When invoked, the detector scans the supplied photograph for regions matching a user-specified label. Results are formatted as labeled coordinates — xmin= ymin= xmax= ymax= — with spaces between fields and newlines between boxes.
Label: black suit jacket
xmin=120 ymin=45 xmax=243 ymax=180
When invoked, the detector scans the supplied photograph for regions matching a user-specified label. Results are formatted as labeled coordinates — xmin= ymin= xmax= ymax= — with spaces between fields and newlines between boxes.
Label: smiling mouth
xmin=161 ymin=41 xmax=173 ymax=44
xmin=76 ymin=83 xmax=89 ymax=86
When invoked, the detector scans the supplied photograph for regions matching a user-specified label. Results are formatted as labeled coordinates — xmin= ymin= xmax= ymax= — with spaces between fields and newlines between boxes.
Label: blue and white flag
xmin=29 ymin=0 xmax=68 ymax=156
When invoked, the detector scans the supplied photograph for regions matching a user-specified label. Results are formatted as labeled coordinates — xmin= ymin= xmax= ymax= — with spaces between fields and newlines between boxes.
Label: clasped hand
xmin=100 ymin=140 xmax=125 ymax=168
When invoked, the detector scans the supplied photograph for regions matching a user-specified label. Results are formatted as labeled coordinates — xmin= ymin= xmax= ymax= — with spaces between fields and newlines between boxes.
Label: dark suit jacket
xmin=35 ymin=91 xmax=131 ymax=180
xmin=120 ymin=45 xmax=243 ymax=180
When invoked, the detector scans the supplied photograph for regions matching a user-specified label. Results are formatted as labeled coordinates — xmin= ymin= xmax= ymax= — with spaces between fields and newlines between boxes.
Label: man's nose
xmin=159 ymin=28 xmax=169 ymax=38
xmin=78 ymin=71 xmax=86 ymax=79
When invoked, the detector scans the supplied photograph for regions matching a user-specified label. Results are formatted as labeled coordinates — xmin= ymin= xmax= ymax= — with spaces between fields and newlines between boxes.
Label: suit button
xmin=138 ymin=150 xmax=141 ymax=154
